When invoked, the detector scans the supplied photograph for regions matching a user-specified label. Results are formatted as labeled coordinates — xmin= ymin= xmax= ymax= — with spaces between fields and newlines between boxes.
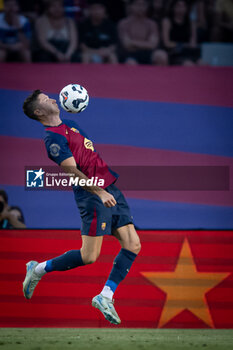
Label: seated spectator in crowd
xmin=118 ymin=0 xmax=168 ymax=65
xmin=34 ymin=0 xmax=79 ymax=62
xmin=0 ymin=189 xmax=26 ymax=229
xmin=162 ymin=0 xmax=200 ymax=65
xmin=0 ymin=0 xmax=31 ymax=62
xmin=214 ymin=0 xmax=233 ymax=42
xmin=80 ymin=0 xmax=118 ymax=64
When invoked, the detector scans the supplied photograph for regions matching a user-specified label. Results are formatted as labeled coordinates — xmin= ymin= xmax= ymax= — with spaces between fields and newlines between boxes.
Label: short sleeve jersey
xmin=44 ymin=120 xmax=117 ymax=189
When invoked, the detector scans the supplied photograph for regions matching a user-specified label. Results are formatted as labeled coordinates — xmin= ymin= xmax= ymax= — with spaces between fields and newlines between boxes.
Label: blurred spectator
xmin=118 ymin=0 xmax=168 ymax=65
xmin=80 ymin=0 xmax=118 ymax=63
xmin=0 ymin=0 xmax=4 ymax=11
xmin=0 ymin=0 xmax=31 ymax=62
xmin=0 ymin=189 xmax=26 ymax=229
xmin=150 ymin=0 xmax=166 ymax=28
xmin=214 ymin=0 xmax=233 ymax=42
xmin=190 ymin=0 xmax=209 ymax=42
xmin=64 ymin=0 xmax=88 ymax=21
xmin=162 ymin=0 xmax=201 ymax=65
xmin=33 ymin=0 xmax=79 ymax=62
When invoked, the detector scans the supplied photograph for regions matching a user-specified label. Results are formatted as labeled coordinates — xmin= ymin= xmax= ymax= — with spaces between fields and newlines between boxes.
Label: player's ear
xmin=34 ymin=108 xmax=43 ymax=118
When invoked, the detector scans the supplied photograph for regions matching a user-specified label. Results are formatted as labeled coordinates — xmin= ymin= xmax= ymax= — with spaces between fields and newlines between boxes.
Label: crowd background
xmin=0 ymin=0 xmax=232 ymax=65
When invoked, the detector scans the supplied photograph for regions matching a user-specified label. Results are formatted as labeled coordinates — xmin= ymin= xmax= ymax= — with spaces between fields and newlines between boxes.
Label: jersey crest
xmin=84 ymin=138 xmax=94 ymax=151
xmin=70 ymin=127 xmax=79 ymax=134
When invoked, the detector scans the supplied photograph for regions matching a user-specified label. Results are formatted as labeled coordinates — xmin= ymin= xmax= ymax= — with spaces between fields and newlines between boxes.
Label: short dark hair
xmin=23 ymin=89 xmax=42 ymax=121
xmin=0 ymin=189 xmax=8 ymax=204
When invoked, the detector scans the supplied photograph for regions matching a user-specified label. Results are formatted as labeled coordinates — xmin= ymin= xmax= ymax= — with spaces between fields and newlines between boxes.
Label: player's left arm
xmin=60 ymin=157 xmax=116 ymax=208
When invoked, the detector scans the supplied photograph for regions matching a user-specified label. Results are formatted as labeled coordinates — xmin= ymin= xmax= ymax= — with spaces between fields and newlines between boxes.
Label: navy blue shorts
xmin=73 ymin=184 xmax=133 ymax=236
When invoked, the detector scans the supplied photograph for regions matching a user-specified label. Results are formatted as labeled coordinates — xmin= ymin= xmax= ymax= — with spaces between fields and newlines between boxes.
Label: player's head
xmin=23 ymin=90 xmax=59 ymax=122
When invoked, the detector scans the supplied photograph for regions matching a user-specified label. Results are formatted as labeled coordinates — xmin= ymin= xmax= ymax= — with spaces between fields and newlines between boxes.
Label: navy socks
xmin=105 ymin=248 xmax=137 ymax=293
xmin=43 ymin=247 xmax=137 ymax=298
xmin=45 ymin=250 xmax=84 ymax=272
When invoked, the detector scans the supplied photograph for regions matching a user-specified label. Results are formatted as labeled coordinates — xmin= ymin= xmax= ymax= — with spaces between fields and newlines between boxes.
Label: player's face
xmin=37 ymin=93 xmax=59 ymax=115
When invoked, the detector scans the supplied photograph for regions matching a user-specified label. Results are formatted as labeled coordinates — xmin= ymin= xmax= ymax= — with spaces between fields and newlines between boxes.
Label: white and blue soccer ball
xmin=59 ymin=83 xmax=89 ymax=113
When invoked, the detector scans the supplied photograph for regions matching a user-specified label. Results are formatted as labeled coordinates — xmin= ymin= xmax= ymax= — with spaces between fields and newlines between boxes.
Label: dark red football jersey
xmin=44 ymin=120 xmax=117 ymax=188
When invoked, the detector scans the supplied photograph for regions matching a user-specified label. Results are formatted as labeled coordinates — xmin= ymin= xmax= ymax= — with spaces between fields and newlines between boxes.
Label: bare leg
xmin=92 ymin=224 xmax=141 ymax=324
xmin=80 ymin=235 xmax=103 ymax=264
xmin=112 ymin=224 xmax=141 ymax=254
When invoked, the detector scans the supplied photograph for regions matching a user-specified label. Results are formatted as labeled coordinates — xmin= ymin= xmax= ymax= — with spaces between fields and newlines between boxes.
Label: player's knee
xmin=134 ymin=240 xmax=141 ymax=254
xmin=128 ymin=239 xmax=141 ymax=255
xmin=81 ymin=252 xmax=99 ymax=265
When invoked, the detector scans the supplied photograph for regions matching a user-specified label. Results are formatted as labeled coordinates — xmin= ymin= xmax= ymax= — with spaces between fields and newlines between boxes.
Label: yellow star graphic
xmin=141 ymin=239 xmax=230 ymax=328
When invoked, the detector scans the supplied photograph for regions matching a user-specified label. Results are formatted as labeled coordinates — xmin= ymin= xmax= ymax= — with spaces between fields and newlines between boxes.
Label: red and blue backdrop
xmin=1 ymin=229 xmax=233 ymax=328
xmin=0 ymin=63 xmax=233 ymax=229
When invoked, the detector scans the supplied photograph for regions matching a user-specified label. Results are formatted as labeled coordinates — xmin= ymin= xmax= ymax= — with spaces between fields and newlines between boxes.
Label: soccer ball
xmin=59 ymin=84 xmax=89 ymax=113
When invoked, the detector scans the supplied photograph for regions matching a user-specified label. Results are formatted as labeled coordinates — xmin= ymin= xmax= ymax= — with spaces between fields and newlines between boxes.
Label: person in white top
xmin=35 ymin=0 xmax=78 ymax=62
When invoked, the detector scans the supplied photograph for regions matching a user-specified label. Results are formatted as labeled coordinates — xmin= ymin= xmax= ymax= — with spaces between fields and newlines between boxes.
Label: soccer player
xmin=22 ymin=90 xmax=141 ymax=325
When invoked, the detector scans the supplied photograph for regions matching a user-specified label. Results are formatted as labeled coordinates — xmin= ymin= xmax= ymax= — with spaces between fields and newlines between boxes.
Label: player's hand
xmin=97 ymin=190 xmax=117 ymax=208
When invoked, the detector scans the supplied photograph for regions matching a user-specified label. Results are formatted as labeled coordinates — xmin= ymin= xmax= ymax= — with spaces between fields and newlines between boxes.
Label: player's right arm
xmin=60 ymin=157 xmax=116 ymax=208
xmin=44 ymin=131 xmax=116 ymax=207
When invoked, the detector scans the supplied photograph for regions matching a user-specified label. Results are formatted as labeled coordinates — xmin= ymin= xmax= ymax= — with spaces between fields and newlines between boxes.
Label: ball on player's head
xmin=59 ymin=84 xmax=89 ymax=113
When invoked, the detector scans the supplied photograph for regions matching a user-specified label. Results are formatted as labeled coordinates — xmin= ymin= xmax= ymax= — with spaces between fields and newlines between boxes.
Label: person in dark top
xmin=0 ymin=189 xmax=26 ymax=229
xmin=22 ymin=90 xmax=141 ymax=325
xmin=162 ymin=0 xmax=200 ymax=65
xmin=80 ymin=0 xmax=118 ymax=63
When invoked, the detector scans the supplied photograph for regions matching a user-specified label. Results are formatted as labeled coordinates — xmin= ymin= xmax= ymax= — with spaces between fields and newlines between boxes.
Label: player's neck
xmin=41 ymin=114 xmax=62 ymax=127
